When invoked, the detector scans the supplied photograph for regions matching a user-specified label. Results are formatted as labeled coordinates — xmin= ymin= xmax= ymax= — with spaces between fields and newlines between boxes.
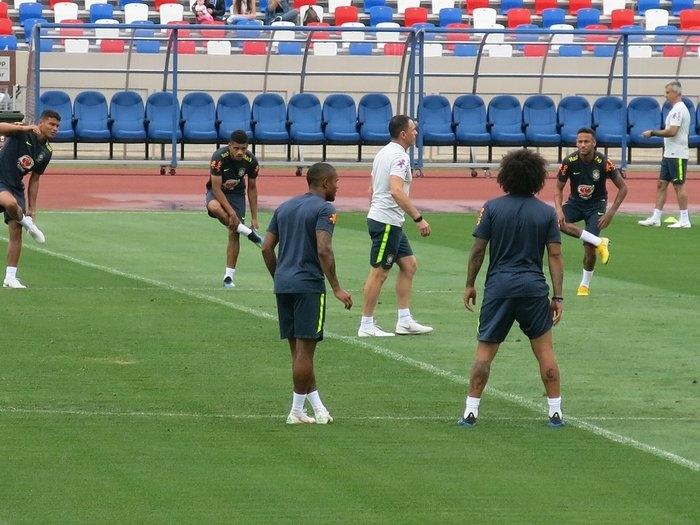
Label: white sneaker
xmin=395 ymin=319 xmax=433 ymax=335
xmin=357 ymin=325 xmax=395 ymax=337
xmin=667 ymin=221 xmax=691 ymax=229
xmin=314 ymin=410 xmax=333 ymax=424
xmin=638 ymin=217 xmax=661 ymax=227
xmin=286 ymin=410 xmax=316 ymax=425
xmin=22 ymin=217 xmax=46 ymax=244
xmin=3 ymin=277 xmax=26 ymax=289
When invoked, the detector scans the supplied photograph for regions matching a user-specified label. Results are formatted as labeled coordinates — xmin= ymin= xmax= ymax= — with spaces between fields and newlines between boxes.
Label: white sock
xmin=548 ymin=396 xmax=562 ymax=418
xmin=236 ymin=223 xmax=252 ymax=236
xmin=224 ymin=267 xmax=235 ymax=279
xmin=397 ymin=308 xmax=412 ymax=323
xmin=306 ymin=390 xmax=327 ymax=414
xmin=580 ymin=269 xmax=594 ymax=287
xmin=651 ymin=209 xmax=662 ymax=221
xmin=464 ymin=396 xmax=481 ymax=418
xmin=5 ymin=266 xmax=17 ymax=280
xmin=291 ymin=392 xmax=306 ymax=413
xmin=680 ymin=209 xmax=689 ymax=223
xmin=360 ymin=315 xmax=374 ymax=330
xmin=18 ymin=215 xmax=32 ymax=228
xmin=579 ymin=230 xmax=601 ymax=246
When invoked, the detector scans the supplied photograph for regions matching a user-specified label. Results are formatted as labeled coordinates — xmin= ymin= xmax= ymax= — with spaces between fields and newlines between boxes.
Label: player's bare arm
xmin=247 ymin=176 xmax=259 ymax=230
xmin=643 ymin=124 xmax=679 ymax=139
xmin=210 ymin=174 xmax=239 ymax=229
xmin=388 ymin=175 xmax=431 ymax=237
xmin=547 ymin=241 xmax=564 ymax=325
xmin=0 ymin=122 xmax=40 ymax=136
xmin=464 ymin=237 xmax=487 ymax=311
xmin=261 ymin=231 xmax=278 ymax=277
xmin=317 ymin=230 xmax=352 ymax=309
xmin=598 ymin=173 xmax=628 ymax=229
xmin=27 ymin=172 xmax=40 ymax=220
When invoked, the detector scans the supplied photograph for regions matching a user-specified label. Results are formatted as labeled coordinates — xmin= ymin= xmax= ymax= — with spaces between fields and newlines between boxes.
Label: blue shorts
xmin=276 ymin=292 xmax=326 ymax=341
xmin=660 ymin=157 xmax=687 ymax=185
xmin=477 ymin=296 xmax=553 ymax=343
xmin=0 ymin=180 xmax=25 ymax=224
xmin=367 ymin=218 xmax=413 ymax=269
xmin=563 ymin=199 xmax=606 ymax=237
xmin=205 ymin=190 xmax=246 ymax=221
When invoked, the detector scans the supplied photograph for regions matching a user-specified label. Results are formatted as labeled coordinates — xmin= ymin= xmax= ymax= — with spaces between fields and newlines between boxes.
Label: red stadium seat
xmin=507 ymin=8 xmax=531 ymax=28
xmin=445 ymin=22 xmax=470 ymax=50
xmin=384 ymin=42 xmax=406 ymax=55
xmin=523 ymin=43 xmax=548 ymax=56
xmin=155 ymin=0 xmax=180 ymax=8
xmin=610 ymin=8 xmax=634 ymax=29
xmin=243 ymin=40 xmax=267 ymax=54
xmin=662 ymin=44 xmax=684 ymax=56
xmin=307 ymin=21 xmax=330 ymax=40
xmin=584 ymin=24 xmax=609 ymax=52
xmin=0 ymin=17 xmax=10 ymax=35
xmin=568 ymin=0 xmax=591 ymax=15
xmin=404 ymin=7 xmax=428 ymax=27
xmin=178 ymin=40 xmax=197 ymax=54
xmin=294 ymin=0 xmax=316 ymax=8
xmin=465 ymin=0 xmax=489 ymax=15
xmin=59 ymin=21 xmax=84 ymax=38
xmin=680 ymin=9 xmax=700 ymax=30
xmin=0 ymin=3 xmax=7 ymax=19
xmin=50 ymin=0 xmax=68 ymax=7
xmin=334 ymin=5 xmax=358 ymax=26
xmin=534 ymin=0 xmax=556 ymax=15
xmin=201 ymin=28 xmax=226 ymax=38
xmin=100 ymin=39 xmax=125 ymax=53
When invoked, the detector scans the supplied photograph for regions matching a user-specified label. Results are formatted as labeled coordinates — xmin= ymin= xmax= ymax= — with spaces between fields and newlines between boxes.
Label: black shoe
xmin=457 ymin=412 xmax=477 ymax=428
xmin=548 ymin=412 xmax=564 ymax=428
xmin=247 ymin=230 xmax=263 ymax=247
xmin=223 ymin=276 xmax=235 ymax=289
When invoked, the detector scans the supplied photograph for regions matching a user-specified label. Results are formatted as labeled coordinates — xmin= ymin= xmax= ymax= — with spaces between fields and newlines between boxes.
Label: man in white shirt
xmin=639 ymin=81 xmax=692 ymax=229
xmin=357 ymin=115 xmax=433 ymax=337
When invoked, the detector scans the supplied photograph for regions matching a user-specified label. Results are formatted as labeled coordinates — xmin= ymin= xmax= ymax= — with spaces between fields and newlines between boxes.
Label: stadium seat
xmin=109 ymin=90 xmax=146 ymax=151
xmin=201 ymin=27 xmax=226 ymax=39
xmin=363 ymin=0 xmax=385 ymax=13
xmin=645 ymin=9 xmax=669 ymax=31
xmin=120 ymin=0 xmax=144 ymax=5
xmin=287 ymin=93 xmax=324 ymax=147
xmin=637 ymin=0 xmax=660 ymax=14
xmin=473 ymin=7 xmax=497 ymax=29
xmin=22 ymin=17 xmax=46 ymax=42
xmin=307 ymin=21 xmax=331 ymax=41
xmin=65 ymin=38 xmax=89 ymax=52
xmin=89 ymin=3 xmax=113 ymax=23
xmin=235 ymin=18 xmax=262 ymax=39
xmin=383 ymin=42 xmax=406 ymax=54
xmin=369 ymin=6 xmax=393 ymax=26
xmin=465 ymin=0 xmax=488 ymax=14
xmin=54 ymin=2 xmax=79 ymax=23
xmin=39 ymin=90 xmax=74 ymax=141
xmin=584 ymin=24 xmax=610 ymax=52
xmin=19 ymin=2 xmax=42 ymax=23
xmin=534 ymin=0 xmax=556 ymax=15
xmin=592 ymin=96 xmax=627 ymax=147
xmin=515 ymin=23 xmax=540 ymax=48
xmin=313 ymin=41 xmax=338 ymax=55
xmin=243 ymin=41 xmax=267 ymax=54
xmin=100 ymin=39 xmax=125 ymax=52
xmin=680 ymin=9 xmax=700 ymax=30
xmin=334 ymin=5 xmax=358 ymax=25
xmin=453 ymin=94 xmax=490 ymax=146
xmin=95 ymin=19 xmax=120 ymax=40
xmin=439 ymin=7 xmax=462 ymax=27
xmin=206 ymin=40 xmax=231 ymax=55
xmin=593 ymin=44 xmax=616 ymax=56
xmin=278 ymin=41 xmax=303 ymax=54
xmin=358 ymin=93 xmax=392 ymax=145
xmin=341 ymin=22 xmax=364 ymax=47
xmin=507 ymin=8 xmax=531 ymax=28
xmin=523 ymin=95 xmax=560 ymax=146
xmin=662 ymin=97 xmax=700 ymax=147
xmin=124 ymin=4 xmax=149 ymax=24
xmin=431 ymin=0 xmax=454 ymax=15
xmin=577 ymin=8 xmax=600 ymax=28
xmin=327 ymin=0 xmax=351 ymax=14
xmin=159 ymin=3 xmax=184 ymax=25
xmin=134 ymin=28 xmax=159 ymax=53
xmin=602 ymin=0 xmax=625 ymax=16
xmin=294 ymin=0 xmax=316 ymax=8
xmin=444 ymin=22 xmax=469 ymax=49
xmin=453 ymin=42 xmax=478 ymax=55
xmin=671 ymin=0 xmax=693 ymax=16
xmin=610 ymin=8 xmax=634 ymax=29
xmin=629 ymin=44 xmax=652 ymax=57
xmin=568 ymin=0 xmax=591 ymax=15
xmin=654 ymin=25 xmax=679 ymax=52
xmin=350 ymin=41 xmax=374 ymax=54
xmin=404 ymin=7 xmax=428 ymax=27
xmin=0 ymin=34 xmax=18 ymax=50
xmin=541 ymin=7 xmax=565 ymax=28
xmin=376 ymin=21 xmax=401 ymax=44
xmin=322 ymin=93 xmax=359 ymax=150
xmin=488 ymin=95 xmax=525 ymax=146
xmin=145 ymin=92 xmax=182 ymax=148
xmin=550 ymin=23 xmax=575 ymax=49
xmin=74 ymin=90 xmax=111 ymax=145
xmin=500 ymin=0 xmax=523 ymax=15
xmin=216 ymin=92 xmax=252 ymax=142
xmin=419 ymin=94 xmax=455 ymax=146
xmin=558 ymin=43 xmax=583 ymax=56
xmin=251 ymin=92 xmax=288 ymax=145
xmin=557 ymin=95 xmax=592 ymax=145
xmin=0 ymin=2 xmax=7 ymax=18
xmin=181 ymin=91 xmax=217 ymax=144
xmin=628 ymin=96 xmax=663 ymax=148
xmin=397 ymin=0 xmax=420 ymax=15
xmin=524 ymin=43 xmax=548 ymax=56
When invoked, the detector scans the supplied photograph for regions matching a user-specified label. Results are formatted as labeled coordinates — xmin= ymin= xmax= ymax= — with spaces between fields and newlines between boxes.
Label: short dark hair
xmin=577 ymin=127 xmax=596 ymax=138
xmin=39 ymin=109 xmax=61 ymax=122
xmin=229 ymin=130 xmax=249 ymax=145
xmin=497 ymin=149 xmax=548 ymax=196
xmin=389 ymin=115 xmax=412 ymax=139
xmin=306 ymin=162 xmax=337 ymax=188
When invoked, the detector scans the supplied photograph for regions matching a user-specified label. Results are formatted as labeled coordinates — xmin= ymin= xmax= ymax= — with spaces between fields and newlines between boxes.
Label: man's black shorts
xmin=0 ymin=180 xmax=25 ymax=224
xmin=276 ymin=292 xmax=326 ymax=341
xmin=660 ymin=157 xmax=687 ymax=185
xmin=367 ymin=218 xmax=413 ymax=269
xmin=563 ymin=199 xmax=606 ymax=237
xmin=205 ymin=190 xmax=246 ymax=221
xmin=477 ymin=296 xmax=553 ymax=343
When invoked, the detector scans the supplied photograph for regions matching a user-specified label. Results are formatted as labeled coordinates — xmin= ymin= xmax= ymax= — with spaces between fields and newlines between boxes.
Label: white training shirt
xmin=367 ymin=141 xmax=412 ymax=227
xmin=663 ymin=101 xmax=690 ymax=159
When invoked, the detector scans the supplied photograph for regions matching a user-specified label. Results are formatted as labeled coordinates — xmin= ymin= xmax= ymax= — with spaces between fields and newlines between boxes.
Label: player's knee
xmin=398 ymin=257 xmax=417 ymax=276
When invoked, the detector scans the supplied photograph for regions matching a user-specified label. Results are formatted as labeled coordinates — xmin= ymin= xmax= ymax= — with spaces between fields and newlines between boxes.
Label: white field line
xmin=4 ymin=241 xmax=699 ymax=472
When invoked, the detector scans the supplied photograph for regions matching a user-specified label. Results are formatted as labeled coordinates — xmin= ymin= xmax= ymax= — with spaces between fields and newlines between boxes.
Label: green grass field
xmin=1 ymin=211 xmax=698 ymax=523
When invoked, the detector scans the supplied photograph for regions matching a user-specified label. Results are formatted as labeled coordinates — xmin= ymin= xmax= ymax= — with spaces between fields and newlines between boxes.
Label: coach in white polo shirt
xmin=357 ymin=115 xmax=433 ymax=337
xmin=639 ymin=81 xmax=692 ymax=229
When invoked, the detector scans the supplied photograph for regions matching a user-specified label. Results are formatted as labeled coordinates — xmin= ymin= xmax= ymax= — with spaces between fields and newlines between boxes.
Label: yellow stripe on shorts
xmin=678 ymin=158 xmax=684 ymax=182
xmin=316 ymin=293 xmax=326 ymax=333
xmin=375 ymin=224 xmax=391 ymax=264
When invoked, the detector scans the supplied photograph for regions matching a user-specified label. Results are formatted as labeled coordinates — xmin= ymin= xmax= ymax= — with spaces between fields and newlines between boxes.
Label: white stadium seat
xmin=602 ymin=0 xmax=625 ymax=16
xmin=397 ymin=0 xmax=420 ymax=15
xmin=431 ymin=0 xmax=455 ymax=15
xmin=124 ymin=3 xmax=149 ymax=24
xmin=207 ymin=40 xmax=232 ymax=55
xmin=159 ymin=3 xmax=184 ymax=25
xmin=65 ymin=38 xmax=89 ymax=52
xmin=313 ymin=41 xmax=338 ymax=55
xmin=54 ymin=2 xmax=79 ymax=23
xmin=644 ymin=9 xmax=669 ymax=31
xmin=95 ymin=18 xmax=120 ymax=40
xmin=327 ymin=0 xmax=351 ymax=14
xmin=341 ymin=22 xmax=365 ymax=48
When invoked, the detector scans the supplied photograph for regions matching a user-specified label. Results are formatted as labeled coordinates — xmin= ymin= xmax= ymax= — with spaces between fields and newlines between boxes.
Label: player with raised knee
xmin=554 ymin=127 xmax=628 ymax=296
xmin=205 ymin=129 xmax=263 ymax=288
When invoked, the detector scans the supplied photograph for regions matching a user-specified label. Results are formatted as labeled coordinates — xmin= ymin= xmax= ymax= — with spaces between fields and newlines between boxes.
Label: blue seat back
xmin=358 ymin=93 xmax=392 ymax=141
xmin=217 ymin=92 xmax=252 ymax=137
xmin=182 ymin=91 xmax=216 ymax=132
xmin=628 ymin=96 xmax=662 ymax=132
xmin=0 ymin=35 xmax=18 ymax=51
xmin=19 ymin=2 xmax=42 ymax=23
xmin=577 ymin=8 xmax=600 ymax=28
xmin=593 ymin=96 xmax=625 ymax=134
xmin=488 ymin=95 xmax=523 ymax=134
xmin=419 ymin=95 xmax=452 ymax=135
xmin=23 ymin=18 xmax=48 ymax=44
xmin=364 ymin=0 xmax=386 ymax=12
xmin=671 ymin=0 xmax=693 ymax=16
xmin=236 ymin=18 xmax=263 ymax=39
xmin=146 ymin=91 xmax=180 ymax=133
xmin=542 ymin=7 xmax=565 ymax=28
xmin=558 ymin=96 xmax=592 ymax=137
xmin=90 ymin=3 xmax=114 ymax=23
xmin=501 ymin=0 xmax=524 ymax=14
xmin=278 ymin=41 xmax=303 ymax=55
xmin=110 ymin=91 xmax=145 ymax=133
xmin=369 ymin=6 xmax=393 ymax=25
xmin=523 ymin=95 xmax=557 ymax=133
xmin=439 ymin=8 xmax=462 ymax=27
xmin=323 ymin=94 xmax=358 ymax=135
xmin=39 ymin=90 xmax=73 ymax=138
xmin=454 ymin=43 xmax=478 ymax=56
xmin=288 ymin=93 xmax=322 ymax=134
xmin=558 ymin=44 xmax=582 ymax=56
xmin=252 ymin=93 xmax=287 ymax=133
xmin=637 ymin=0 xmax=660 ymax=13
xmin=349 ymin=42 xmax=373 ymax=55
xmin=74 ymin=90 xmax=109 ymax=133
xmin=134 ymin=28 xmax=160 ymax=53
xmin=453 ymin=95 xmax=487 ymax=133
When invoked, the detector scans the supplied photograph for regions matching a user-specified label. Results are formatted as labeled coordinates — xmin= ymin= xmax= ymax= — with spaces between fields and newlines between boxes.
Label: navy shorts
xmin=367 ymin=218 xmax=413 ymax=269
xmin=660 ymin=157 xmax=687 ymax=185
xmin=0 ymin=180 xmax=25 ymax=224
xmin=276 ymin=292 xmax=326 ymax=341
xmin=205 ymin=190 xmax=246 ymax=221
xmin=477 ymin=296 xmax=553 ymax=343
xmin=563 ymin=199 xmax=606 ymax=237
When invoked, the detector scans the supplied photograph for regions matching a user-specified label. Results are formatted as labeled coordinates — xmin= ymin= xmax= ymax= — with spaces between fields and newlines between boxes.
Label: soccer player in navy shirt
xmin=555 ymin=127 xmax=627 ymax=296
xmin=459 ymin=149 xmax=565 ymax=428
xmin=0 ymin=110 xmax=60 ymax=288
xmin=261 ymin=162 xmax=352 ymax=425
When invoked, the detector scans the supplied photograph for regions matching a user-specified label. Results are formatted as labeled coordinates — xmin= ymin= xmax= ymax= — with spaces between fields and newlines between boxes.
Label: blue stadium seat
xmin=620 ymin=25 xmax=644 ymax=43
xmin=557 ymin=95 xmax=592 ymax=145
xmin=542 ymin=8 xmax=565 ymax=28
xmin=38 ymin=91 xmax=74 ymax=142
xmin=369 ymin=6 xmax=393 ymax=26
xmin=90 ymin=3 xmax=114 ymax=23
xmin=358 ymin=93 xmax=392 ymax=145
xmin=515 ymin=23 xmax=539 ymax=49
xmin=414 ymin=23 xmax=436 ymax=41
xmin=134 ymin=28 xmax=160 ymax=54
xmin=74 ymin=90 xmax=111 ymax=142
xmin=322 ymin=94 xmax=359 ymax=145
xmin=637 ymin=0 xmax=660 ymax=14
xmin=453 ymin=43 xmax=478 ymax=56
xmin=654 ymin=25 xmax=678 ymax=52
xmin=217 ymin=92 xmax=252 ymax=142
xmin=364 ymin=0 xmax=386 ymax=13
xmin=558 ymin=44 xmax=583 ymax=56
xmin=439 ymin=8 xmax=462 ymax=27
xmin=19 ymin=2 xmax=42 ymax=23
xmin=349 ymin=42 xmax=374 ymax=55
xmin=487 ymin=95 xmax=525 ymax=146
xmin=0 ymin=35 xmax=18 ymax=51
xmin=419 ymin=95 xmax=455 ymax=146
xmin=252 ymin=93 xmax=289 ymax=145
xmin=523 ymin=95 xmax=560 ymax=146
xmin=109 ymin=91 xmax=146 ymax=144
xmin=145 ymin=91 xmax=182 ymax=143
xmin=576 ymin=8 xmax=600 ymax=28
xmin=182 ymin=92 xmax=217 ymax=143
xmin=628 ymin=96 xmax=663 ymax=148
xmin=592 ymin=96 xmax=627 ymax=147
xmin=500 ymin=0 xmax=524 ymax=14
xmin=23 ymin=18 xmax=48 ymax=44
xmin=671 ymin=0 xmax=693 ymax=16
xmin=288 ymin=93 xmax=324 ymax=145
xmin=662 ymin=97 xmax=700 ymax=148
xmin=278 ymin=41 xmax=303 ymax=55
xmin=120 ymin=0 xmax=143 ymax=6
xmin=236 ymin=19 xmax=263 ymax=39
xmin=593 ymin=45 xmax=616 ymax=57
xmin=453 ymin=94 xmax=491 ymax=146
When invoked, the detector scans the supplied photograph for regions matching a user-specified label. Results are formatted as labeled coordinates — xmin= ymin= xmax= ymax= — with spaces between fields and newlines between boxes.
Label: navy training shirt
xmin=473 ymin=194 xmax=561 ymax=299
xmin=268 ymin=192 xmax=337 ymax=294
xmin=0 ymin=131 xmax=53 ymax=190
xmin=206 ymin=146 xmax=259 ymax=196
xmin=557 ymin=151 xmax=619 ymax=204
